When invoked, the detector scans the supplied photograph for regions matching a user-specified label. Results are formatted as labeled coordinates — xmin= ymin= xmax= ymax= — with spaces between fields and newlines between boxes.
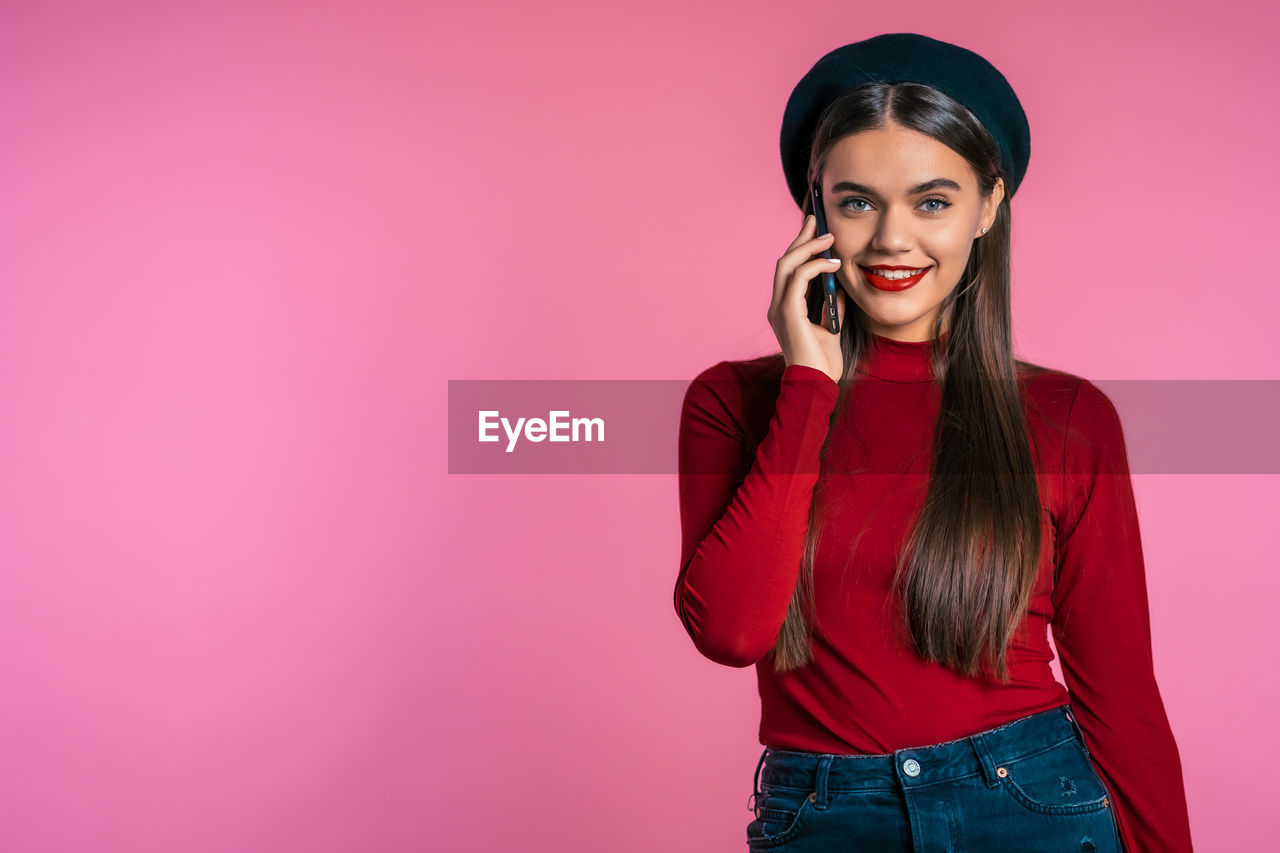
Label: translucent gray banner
xmin=448 ymin=379 xmax=1280 ymax=474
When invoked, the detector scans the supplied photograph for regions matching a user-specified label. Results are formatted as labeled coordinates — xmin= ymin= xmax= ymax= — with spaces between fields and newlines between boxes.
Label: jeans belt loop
xmin=813 ymin=755 xmax=834 ymax=810
xmin=1063 ymin=705 xmax=1092 ymax=759
xmin=968 ymin=732 xmax=1002 ymax=788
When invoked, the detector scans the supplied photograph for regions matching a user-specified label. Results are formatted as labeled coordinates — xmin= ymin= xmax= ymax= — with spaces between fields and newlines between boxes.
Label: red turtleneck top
xmin=674 ymin=331 xmax=1192 ymax=853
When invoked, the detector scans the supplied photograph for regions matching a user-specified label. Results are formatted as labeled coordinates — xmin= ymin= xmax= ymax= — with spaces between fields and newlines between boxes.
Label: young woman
xmin=674 ymin=34 xmax=1193 ymax=852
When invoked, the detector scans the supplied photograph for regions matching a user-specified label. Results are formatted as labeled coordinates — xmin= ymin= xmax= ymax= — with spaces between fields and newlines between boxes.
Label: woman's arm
xmin=1050 ymin=378 xmax=1194 ymax=852
xmin=674 ymin=360 xmax=839 ymax=667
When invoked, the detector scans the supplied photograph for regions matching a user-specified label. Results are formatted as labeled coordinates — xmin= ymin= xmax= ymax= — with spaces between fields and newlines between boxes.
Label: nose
xmin=868 ymin=204 xmax=916 ymax=254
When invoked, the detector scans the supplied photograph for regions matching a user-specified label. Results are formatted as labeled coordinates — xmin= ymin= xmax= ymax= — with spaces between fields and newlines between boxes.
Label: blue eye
xmin=839 ymin=196 xmax=953 ymax=213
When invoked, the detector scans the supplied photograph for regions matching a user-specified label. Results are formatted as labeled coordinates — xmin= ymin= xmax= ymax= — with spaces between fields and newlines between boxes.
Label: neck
xmin=857 ymin=327 xmax=949 ymax=383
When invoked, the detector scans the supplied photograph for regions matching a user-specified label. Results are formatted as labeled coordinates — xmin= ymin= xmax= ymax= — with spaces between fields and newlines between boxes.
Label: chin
xmin=857 ymin=306 xmax=938 ymax=328
xmin=859 ymin=306 xmax=943 ymax=335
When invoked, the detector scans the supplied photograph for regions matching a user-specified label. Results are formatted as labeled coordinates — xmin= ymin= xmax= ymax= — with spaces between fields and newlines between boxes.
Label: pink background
xmin=2 ymin=0 xmax=1276 ymax=850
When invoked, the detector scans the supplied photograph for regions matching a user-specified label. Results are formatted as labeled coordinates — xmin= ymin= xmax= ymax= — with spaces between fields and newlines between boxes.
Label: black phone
xmin=808 ymin=180 xmax=841 ymax=334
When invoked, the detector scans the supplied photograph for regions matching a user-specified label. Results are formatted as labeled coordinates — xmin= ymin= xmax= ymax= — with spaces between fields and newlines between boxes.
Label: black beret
xmin=780 ymin=32 xmax=1031 ymax=209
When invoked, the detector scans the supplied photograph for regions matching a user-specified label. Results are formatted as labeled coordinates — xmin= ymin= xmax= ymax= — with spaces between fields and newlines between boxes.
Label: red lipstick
xmin=859 ymin=264 xmax=931 ymax=292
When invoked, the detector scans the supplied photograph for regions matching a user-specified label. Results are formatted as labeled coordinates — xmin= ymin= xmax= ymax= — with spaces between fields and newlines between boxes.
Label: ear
xmin=978 ymin=177 xmax=1005 ymax=237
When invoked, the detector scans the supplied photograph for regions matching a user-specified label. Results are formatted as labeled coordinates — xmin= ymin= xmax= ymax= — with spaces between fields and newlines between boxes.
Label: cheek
xmin=833 ymin=220 xmax=975 ymax=258
xmin=923 ymin=230 xmax=978 ymax=265
xmin=828 ymin=227 xmax=855 ymax=253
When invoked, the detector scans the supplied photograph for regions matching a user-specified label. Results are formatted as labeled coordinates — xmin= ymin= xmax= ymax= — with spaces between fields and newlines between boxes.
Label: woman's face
xmin=818 ymin=122 xmax=1004 ymax=342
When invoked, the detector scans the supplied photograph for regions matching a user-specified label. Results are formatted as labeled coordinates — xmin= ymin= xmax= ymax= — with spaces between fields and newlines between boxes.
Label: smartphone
xmin=808 ymin=180 xmax=841 ymax=334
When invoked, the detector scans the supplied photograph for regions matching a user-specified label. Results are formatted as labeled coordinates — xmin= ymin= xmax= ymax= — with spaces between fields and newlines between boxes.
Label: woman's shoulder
xmin=1017 ymin=360 xmax=1127 ymax=459
xmin=682 ymin=353 xmax=789 ymax=437
xmin=1017 ymin=359 xmax=1113 ymax=410
xmin=690 ymin=352 xmax=787 ymax=386
xmin=1016 ymin=358 xmax=1082 ymax=395
xmin=686 ymin=352 xmax=788 ymax=403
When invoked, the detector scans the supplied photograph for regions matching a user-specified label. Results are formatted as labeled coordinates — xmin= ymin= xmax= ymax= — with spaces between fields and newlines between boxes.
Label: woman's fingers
xmin=768 ymin=215 xmax=847 ymax=382
xmin=773 ymin=230 xmax=835 ymax=307
xmin=786 ymin=256 xmax=842 ymax=308
xmin=783 ymin=213 xmax=817 ymax=253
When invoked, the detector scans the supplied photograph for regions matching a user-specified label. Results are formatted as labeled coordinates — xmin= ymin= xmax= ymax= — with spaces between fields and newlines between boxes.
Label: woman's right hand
xmin=768 ymin=214 xmax=847 ymax=383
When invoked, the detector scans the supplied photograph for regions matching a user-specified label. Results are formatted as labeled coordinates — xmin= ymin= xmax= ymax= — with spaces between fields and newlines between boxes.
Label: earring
xmin=981 ymin=227 xmax=988 ymax=234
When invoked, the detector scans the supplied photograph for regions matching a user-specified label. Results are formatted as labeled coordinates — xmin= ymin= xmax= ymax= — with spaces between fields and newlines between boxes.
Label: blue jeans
xmin=746 ymin=704 xmax=1125 ymax=851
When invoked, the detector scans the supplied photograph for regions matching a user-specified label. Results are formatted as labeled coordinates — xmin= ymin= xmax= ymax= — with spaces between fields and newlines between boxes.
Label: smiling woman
xmin=817 ymin=126 xmax=1002 ymax=334
xmin=803 ymin=115 xmax=1003 ymax=343
xmin=674 ymin=32 xmax=1193 ymax=853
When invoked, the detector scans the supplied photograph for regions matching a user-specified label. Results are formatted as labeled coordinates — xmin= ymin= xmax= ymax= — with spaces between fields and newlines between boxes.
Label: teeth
xmin=866 ymin=267 xmax=927 ymax=280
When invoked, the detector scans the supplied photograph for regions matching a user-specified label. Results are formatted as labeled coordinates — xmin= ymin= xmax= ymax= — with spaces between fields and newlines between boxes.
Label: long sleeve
xmin=674 ymin=360 xmax=839 ymax=667
xmin=1050 ymin=378 xmax=1193 ymax=852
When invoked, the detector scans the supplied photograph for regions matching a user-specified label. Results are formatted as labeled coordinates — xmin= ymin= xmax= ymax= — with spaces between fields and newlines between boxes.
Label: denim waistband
xmin=754 ymin=704 xmax=1088 ymax=798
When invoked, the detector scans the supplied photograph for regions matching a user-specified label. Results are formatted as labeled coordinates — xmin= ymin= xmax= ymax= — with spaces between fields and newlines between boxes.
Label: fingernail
xmin=827 ymin=258 xmax=841 ymax=264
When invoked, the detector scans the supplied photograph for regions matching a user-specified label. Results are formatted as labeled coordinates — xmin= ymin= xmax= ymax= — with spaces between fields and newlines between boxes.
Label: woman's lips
xmin=859 ymin=265 xmax=931 ymax=292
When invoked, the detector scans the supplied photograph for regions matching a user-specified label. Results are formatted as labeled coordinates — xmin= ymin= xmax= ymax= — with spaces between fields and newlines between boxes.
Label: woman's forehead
xmin=823 ymin=128 xmax=975 ymax=192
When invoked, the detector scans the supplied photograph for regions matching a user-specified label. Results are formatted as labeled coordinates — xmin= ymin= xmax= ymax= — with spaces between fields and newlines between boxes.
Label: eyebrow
xmin=829 ymin=178 xmax=963 ymax=196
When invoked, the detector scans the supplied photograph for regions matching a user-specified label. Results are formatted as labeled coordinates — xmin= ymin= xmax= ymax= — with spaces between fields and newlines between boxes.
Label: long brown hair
xmin=768 ymin=81 xmax=1043 ymax=681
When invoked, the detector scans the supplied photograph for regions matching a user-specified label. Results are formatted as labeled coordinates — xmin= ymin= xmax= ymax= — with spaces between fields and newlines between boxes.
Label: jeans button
xmin=902 ymin=758 xmax=921 ymax=777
